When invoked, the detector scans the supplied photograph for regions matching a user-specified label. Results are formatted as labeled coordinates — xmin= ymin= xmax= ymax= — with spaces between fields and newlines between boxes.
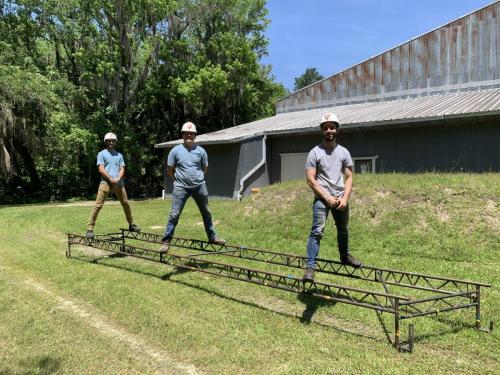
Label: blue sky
xmin=262 ymin=0 xmax=495 ymax=91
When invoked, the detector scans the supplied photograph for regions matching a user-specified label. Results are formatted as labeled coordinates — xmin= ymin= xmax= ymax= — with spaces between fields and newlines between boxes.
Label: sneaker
xmin=303 ymin=267 xmax=315 ymax=282
xmin=340 ymin=254 xmax=363 ymax=268
xmin=159 ymin=240 xmax=170 ymax=253
xmin=129 ymin=223 xmax=141 ymax=232
xmin=85 ymin=230 xmax=94 ymax=239
xmin=209 ymin=236 xmax=226 ymax=246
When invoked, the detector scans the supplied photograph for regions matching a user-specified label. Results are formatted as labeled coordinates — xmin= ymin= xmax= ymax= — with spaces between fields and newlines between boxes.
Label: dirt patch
xmin=23 ymin=278 xmax=201 ymax=375
xmin=56 ymin=201 xmax=120 ymax=207
xmin=483 ymin=199 xmax=500 ymax=232
xmin=418 ymin=218 xmax=428 ymax=229
xmin=443 ymin=188 xmax=466 ymax=196
xmin=375 ymin=189 xmax=393 ymax=198
xmin=435 ymin=204 xmax=450 ymax=222
xmin=194 ymin=220 xmax=220 ymax=227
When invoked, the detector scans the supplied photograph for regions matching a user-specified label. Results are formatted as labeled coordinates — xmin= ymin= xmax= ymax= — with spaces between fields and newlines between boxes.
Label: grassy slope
xmin=0 ymin=173 xmax=498 ymax=374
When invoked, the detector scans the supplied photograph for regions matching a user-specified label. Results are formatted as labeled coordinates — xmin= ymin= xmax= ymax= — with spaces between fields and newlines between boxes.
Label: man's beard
xmin=323 ymin=134 xmax=336 ymax=142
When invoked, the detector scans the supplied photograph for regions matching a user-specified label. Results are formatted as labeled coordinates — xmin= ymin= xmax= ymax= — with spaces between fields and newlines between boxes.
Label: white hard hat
xmin=181 ymin=122 xmax=197 ymax=133
xmin=319 ymin=112 xmax=340 ymax=127
xmin=104 ymin=132 xmax=117 ymax=141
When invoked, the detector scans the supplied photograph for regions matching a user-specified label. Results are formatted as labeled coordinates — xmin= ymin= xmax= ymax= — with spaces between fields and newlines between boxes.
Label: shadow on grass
xmin=68 ymin=254 xmax=475 ymax=347
xmin=0 ymin=355 xmax=61 ymax=375
xmin=297 ymin=292 xmax=334 ymax=324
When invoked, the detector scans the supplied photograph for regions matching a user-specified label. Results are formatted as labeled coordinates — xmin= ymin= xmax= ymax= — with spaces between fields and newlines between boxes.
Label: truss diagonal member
xmin=376 ymin=270 xmax=395 ymax=309
xmin=400 ymin=291 xmax=478 ymax=318
xmin=118 ymin=230 xmax=491 ymax=294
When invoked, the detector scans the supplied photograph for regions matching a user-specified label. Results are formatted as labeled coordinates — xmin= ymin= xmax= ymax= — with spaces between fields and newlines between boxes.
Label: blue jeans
xmin=163 ymin=183 xmax=217 ymax=241
xmin=306 ymin=198 xmax=350 ymax=268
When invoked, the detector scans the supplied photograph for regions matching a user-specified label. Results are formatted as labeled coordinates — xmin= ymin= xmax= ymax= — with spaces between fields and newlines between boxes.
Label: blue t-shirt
xmin=167 ymin=144 xmax=208 ymax=188
xmin=97 ymin=149 xmax=125 ymax=186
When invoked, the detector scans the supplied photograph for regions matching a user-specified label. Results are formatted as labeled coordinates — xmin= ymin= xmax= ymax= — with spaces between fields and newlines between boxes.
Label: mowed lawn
xmin=0 ymin=173 xmax=498 ymax=374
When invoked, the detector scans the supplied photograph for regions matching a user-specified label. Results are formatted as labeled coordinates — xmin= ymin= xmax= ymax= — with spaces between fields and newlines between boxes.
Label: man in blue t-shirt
xmin=303 ymin=113 xmax=362 ymax=282
xmin=85 ymin=132 xmax=141 ymax=239
xmin=159 ymin=122 xmax=225 ymax=252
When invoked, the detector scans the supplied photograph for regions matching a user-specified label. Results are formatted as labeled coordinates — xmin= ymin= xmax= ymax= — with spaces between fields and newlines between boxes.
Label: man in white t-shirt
xmin=303 ymin=112 xmax=362 ymax=281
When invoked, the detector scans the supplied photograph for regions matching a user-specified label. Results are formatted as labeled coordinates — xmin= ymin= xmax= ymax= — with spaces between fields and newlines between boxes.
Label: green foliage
xmin=294 ymin=67 xmax=324 ymax=91
xmin=0 ymin=0 xmax=285 ymax=202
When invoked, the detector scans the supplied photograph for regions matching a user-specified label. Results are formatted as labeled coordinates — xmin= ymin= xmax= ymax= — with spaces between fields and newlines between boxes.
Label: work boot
xmin=159 ymin=239 xmax=170 ymax=253
xmin=85 ymin=230 xmax=94 ymax=239
xmin=209 ymin=236 xmax=226 ymax=246
xmin=129 ymin=223 xmax=141 ymax=232
xmin=341 ymin=254 xmax=363 ymax=268
xmin=303 ymin=267 xmax=315 ymax=282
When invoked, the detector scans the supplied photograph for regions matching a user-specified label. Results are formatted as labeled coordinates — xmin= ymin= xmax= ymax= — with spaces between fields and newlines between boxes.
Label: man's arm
xmin=167 ymin=166 xmax=175 ymax=179
xmin=98 ymin=165 xmax=115 ymax=184
xmin=116 ymin=166 xmax=125 ymax=183
xmin=306 ymin=168 xmax=339 ymax=208
xmin=202 ymin=165 xmax=208 ymax=175
xmin=336 ymin=166 xmax=353 ymax=211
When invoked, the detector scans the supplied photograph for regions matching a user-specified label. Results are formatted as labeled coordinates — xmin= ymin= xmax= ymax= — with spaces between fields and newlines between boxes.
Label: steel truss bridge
xmin=66 ymin=229 xmax=492 ymax=352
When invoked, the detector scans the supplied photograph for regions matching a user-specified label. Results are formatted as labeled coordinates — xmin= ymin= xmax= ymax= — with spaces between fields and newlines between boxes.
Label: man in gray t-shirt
xmin=303 ymin=112 xmax=363 ymax=282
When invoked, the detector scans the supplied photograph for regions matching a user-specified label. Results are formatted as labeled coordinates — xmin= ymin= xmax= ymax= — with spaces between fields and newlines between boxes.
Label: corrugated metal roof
xmin=155 ymin=88 xmax=500 ymax=148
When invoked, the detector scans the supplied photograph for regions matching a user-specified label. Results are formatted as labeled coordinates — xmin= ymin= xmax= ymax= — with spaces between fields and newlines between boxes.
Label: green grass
xmin=0 ymin=173 xmax=499 ymax=374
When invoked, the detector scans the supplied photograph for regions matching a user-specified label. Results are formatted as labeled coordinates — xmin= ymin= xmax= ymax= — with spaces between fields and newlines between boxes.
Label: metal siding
xmin=268 ymin=134 xmax=320 ymax=184
xmin=340 ymin=117 xmax=500 ymax=172
xmin=275 ymin=2 xmax=500 ymax=113
xmin=204 ymin=144 xmax=240 ymax=198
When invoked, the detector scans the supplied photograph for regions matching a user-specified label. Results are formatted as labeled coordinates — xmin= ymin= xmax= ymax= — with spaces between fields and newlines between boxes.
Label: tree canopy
xmin=0 ymin=0 xmax=286 ymax=202
xmin=293 ymin=67 xmax=324 ymax=91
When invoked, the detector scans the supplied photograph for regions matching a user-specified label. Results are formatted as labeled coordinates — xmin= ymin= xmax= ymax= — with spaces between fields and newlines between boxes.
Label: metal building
xmin=156 ymin=2 xmax=500 ymax=199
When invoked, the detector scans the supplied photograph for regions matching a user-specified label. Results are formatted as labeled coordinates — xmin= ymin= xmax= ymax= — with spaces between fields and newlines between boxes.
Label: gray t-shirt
xmin=167 ymin=144 xmax=208 ymax=188
xmin=305 ymin=144 xmax=353 ymax=198
xmin=97 ymin=149 xmax=125 ymax=187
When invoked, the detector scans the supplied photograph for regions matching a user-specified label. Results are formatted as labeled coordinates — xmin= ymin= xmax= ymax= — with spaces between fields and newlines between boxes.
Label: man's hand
xmin=336 ymin=197 xmax=348 ymax=211
xmin=326 ymin=195 xmax=340 ymax=208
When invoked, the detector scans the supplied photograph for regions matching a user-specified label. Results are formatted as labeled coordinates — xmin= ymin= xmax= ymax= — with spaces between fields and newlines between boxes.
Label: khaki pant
xmin=87 ymin=182 xmax=134 ymax=230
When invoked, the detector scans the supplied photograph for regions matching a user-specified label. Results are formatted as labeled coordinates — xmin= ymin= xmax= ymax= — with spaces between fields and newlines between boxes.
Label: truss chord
xmin=68 ymin=232 xmax=493 ymax=351
xmin=120 ymin=229 xmax=491 ymax=291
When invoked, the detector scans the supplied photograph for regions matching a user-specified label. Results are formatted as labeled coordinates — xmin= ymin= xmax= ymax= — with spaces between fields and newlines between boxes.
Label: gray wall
xmin=343 ymin=116 xmax=499 ymax=172
xmin=276 ymin=2 xmax=499 ymax=113
xmin=268 ymin=115 xmax=500 ymax=182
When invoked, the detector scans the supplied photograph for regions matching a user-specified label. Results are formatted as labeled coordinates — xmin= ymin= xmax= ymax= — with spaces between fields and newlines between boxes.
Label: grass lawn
xmin=0 ymin=173 xmax=498 ymax=374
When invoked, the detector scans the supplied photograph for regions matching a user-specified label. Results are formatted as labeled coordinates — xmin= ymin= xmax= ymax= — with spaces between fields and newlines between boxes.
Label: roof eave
xmin=154 ymin=132 xmax=266 ymax=149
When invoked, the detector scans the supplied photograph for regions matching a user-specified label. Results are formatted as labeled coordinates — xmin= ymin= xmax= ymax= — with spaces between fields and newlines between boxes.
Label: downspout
xmin=237 ymin=135 xmax=267 ymax=201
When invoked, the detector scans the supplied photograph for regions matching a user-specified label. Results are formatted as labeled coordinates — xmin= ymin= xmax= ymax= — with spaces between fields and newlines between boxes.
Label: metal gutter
xmin=237 ymin=135 xmax=266 ymax=201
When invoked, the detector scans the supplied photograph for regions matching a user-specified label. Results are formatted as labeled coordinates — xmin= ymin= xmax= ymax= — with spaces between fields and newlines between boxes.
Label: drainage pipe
xmin=237 ymin=135 xmax=266 ymax=201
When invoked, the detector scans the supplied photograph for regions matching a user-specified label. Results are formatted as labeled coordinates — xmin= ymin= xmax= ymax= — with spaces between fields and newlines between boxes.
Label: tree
xmin=0 ymin=0 xmax=286 ymax=202
xmin=293 ymin=67 xmax=324 ymax=91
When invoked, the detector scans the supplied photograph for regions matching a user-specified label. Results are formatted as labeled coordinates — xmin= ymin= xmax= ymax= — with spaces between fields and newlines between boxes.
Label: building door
xmin=280 ymin=153 xmax=308 ymax=181
xmin=352 ymin=156 xmax=378 ymax=174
